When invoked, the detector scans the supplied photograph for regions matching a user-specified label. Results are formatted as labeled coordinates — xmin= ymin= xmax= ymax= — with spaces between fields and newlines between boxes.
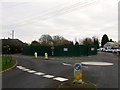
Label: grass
xmin=0 ymin=55 xmax=16 ymax=72
xmin=58 ymin=81 xmax=97 ymax=89
xmin=58 ymin=75 xmax=97 ymax=89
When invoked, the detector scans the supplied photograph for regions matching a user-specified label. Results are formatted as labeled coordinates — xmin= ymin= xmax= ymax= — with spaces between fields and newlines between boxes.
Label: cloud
xmin=1 ymin=0 xmax=119 ymax=43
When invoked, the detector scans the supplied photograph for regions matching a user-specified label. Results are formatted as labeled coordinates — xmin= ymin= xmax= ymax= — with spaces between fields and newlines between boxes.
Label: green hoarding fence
xmin=22 ymin=46 xmax=51 ymax=56
xmin=22 ymin=45 xmax=97 ymax=56
xmin=53 ymin=45 xmax=87 ymax=56
xmin=87 ymin=45 xmax=97 ymax=55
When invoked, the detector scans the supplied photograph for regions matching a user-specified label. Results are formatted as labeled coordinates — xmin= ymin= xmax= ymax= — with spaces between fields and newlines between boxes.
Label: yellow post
xmin=74 ymin=63 xmax=83 ymax=84
xmin=34 ymin=52 xmax=37 ymax=59
xmin=117 ymin=51 xmax=119 ymax=56
xmin=45 ymin=53 xmax=48 ymax=59
xmin=74 ymin=71 xmax=82 ymax=80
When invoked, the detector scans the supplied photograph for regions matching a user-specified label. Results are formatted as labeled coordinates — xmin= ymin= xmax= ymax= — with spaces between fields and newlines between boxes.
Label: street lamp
xmin=51 ymin=46 xmax=54 ymax=56
xmin=50 ymin=42 xmax=54 ymax=56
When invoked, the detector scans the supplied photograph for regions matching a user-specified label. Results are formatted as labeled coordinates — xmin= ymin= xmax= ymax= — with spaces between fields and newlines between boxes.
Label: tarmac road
xmin=2 ymin=52 xmax=118 ymax=88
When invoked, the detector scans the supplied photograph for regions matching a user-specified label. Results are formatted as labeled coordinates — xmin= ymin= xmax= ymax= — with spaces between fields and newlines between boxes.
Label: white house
xmin=103 ymin=42 xmax=120 ymax=49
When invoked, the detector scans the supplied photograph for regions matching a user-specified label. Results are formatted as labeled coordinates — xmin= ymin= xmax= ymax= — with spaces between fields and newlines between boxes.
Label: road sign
xmin=63 ymin=48 xmax=68 ymax=51
xmin=75 ymin=64 xmax=81 ymax=70
xmin=51 ymin=46 xmax=54 ymax=49
xmin=74 ymin=63 xmax=82 ymax=83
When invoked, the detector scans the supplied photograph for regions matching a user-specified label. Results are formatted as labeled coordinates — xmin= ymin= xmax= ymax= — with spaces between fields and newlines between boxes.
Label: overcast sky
xmin=1 ymin=0 xmax=119 ymax=43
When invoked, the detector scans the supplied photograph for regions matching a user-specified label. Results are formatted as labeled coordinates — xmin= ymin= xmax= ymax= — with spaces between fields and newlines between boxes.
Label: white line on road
xmin=53 ymin=77 xmax=68 ymax=82
xmin=82 ymin=66 xmax=88 ymax=68
xmin=22 ymin=69 xmax=30 ymax=71
xmin=62 ymin=63 xmax=88 ymax=68
xmin=16 ymin=65 xmax=69 ymax=82
xmin=16 ymin=66 xmax=22 ymax=68
xmin=43 ymin=75 xmax=55 ymax=78
xmin=62 ymin=61 xmax=114 ymax=67
xmin=27 ymin=70 xmax=36 ymax=73
xmin=16 ymin=66 xmax=26 ymax=69
xmin=62 ymin=63 xmax=73 ymax=66
xmin=34 ymin=72 xmax=45 ymax=75
xmin=81 ymin=62 xmax=114 ymax=66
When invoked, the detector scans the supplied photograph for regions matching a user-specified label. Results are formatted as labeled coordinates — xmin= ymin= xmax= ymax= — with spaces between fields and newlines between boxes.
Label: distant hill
xmin=1 ymin=38 xmax=28 ymax=54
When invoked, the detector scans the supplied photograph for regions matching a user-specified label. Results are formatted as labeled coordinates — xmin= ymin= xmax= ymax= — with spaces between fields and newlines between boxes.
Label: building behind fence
xmin=22 ymin=45 xmax=97 ymax=56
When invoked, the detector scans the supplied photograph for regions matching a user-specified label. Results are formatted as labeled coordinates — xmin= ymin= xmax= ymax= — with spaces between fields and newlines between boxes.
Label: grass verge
xmin=0 ymin=55 xmax=16 ymax=72
xmin=58 ymin=81 xmax=97 ymax=89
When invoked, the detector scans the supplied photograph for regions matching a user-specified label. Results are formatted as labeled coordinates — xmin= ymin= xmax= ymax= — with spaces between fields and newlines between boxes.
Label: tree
xmin=74 ymin=38 xmax=79 ymax=45
xmin=109 ymin=39 xmax=113 ymax=42
xmin=39 ymin=34 xmax=53 ymax=46
xmin=52 ymin=35 xmax=71 ymax=46
xmin=82 ymin=37 xmax=93 ymax=45
xmin=30 ymin=40 xmax=40 ymax=46
xmin=92 ymin=36 xmax=99 ymax=49
xmin=75 ymin=41 xmax=79 ymax=45
xmin=101 ymin=34 xmax=109 ymax=47
xmin=78 ymin=38 xmax=83 ymax=45
xmin=70 ymin=41 xmax=74 ymax=46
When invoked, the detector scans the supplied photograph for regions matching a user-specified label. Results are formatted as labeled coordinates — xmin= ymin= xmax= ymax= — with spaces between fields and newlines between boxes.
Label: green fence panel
xmin=54 ymin=45 xmax=83 ymax=56
xmin=79 ymin=45 xmax=88 ymax=56
xmin=22 ymin=46 xmax=52 ymax=56
xmin=88 ymin=45 xmax=97 ymax=55
xmin=22 ymin=45 xmax=97 ymax=56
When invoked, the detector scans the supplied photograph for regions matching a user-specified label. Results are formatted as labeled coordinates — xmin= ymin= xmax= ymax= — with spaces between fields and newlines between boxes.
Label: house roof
xmin=105 ymin=42 xmax=120 ymax=45
xmin=1 ymin=39 xmax=27 ymax=47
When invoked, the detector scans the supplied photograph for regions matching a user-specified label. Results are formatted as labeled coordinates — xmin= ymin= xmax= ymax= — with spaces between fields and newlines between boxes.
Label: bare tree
xmin=39 ymin=34 xmax=73 ymax=46
xmin=79 ymin=38 xmax=83 ymax=45
xmin=52 ymin=35 xmax=71 ymax=46
xmin=39 ymin=34 xmax=53 ymax=46
xmin=30 ymin=40 xmax=40 ymax=46
xmin=92 ymin=36 xmax=100 ymax=48
xmin=82 ymin=37 xmax=93 ymax=45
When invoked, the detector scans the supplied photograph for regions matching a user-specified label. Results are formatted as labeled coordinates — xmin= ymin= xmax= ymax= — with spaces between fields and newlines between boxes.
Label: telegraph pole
xmin=12 ymin=30 xmax=14 ymax=39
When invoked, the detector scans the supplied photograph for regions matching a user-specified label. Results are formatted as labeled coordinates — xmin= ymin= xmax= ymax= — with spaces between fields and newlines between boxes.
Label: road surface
xmin=2 ymin=52 xmax=118 ymax=88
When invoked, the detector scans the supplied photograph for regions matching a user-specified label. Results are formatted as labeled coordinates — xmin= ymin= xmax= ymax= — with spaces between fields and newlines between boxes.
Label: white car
xmin=117 ymin=49 xmax=120 ymax=52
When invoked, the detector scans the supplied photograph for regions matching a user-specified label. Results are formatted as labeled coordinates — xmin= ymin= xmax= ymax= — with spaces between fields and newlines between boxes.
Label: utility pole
xmin=12 ymin=30 xmax=14 ymax=39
